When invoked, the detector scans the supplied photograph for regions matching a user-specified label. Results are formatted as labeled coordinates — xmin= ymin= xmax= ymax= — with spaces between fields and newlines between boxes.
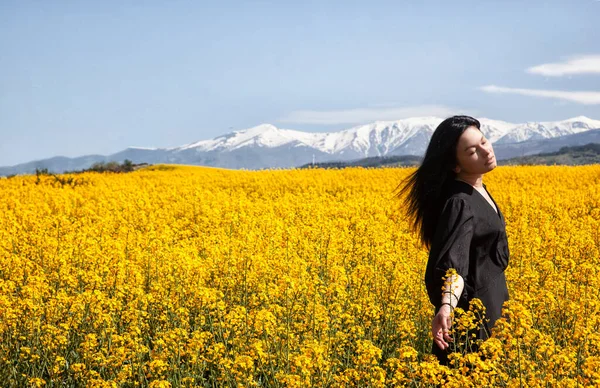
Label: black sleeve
xmin=425 ymin=197 xmax=474 ymax=307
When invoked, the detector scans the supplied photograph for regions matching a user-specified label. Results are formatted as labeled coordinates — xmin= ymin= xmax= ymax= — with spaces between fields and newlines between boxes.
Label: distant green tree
xmin=63 ymin=160 xmax=149 ymax=174
xmin=122 ymin=159 xmax=134 ymax=172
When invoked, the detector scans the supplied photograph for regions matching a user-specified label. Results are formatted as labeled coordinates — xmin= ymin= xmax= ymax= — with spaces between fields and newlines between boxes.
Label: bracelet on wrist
xmin=442 ymin=290 xmax=459 ymax=301
xmin=439 ymin=302 xmax=454 ymax=310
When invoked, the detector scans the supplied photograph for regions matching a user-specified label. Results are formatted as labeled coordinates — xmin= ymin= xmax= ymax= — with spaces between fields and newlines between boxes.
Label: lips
xmin=486 ymin=155 xmax=495 ymax=164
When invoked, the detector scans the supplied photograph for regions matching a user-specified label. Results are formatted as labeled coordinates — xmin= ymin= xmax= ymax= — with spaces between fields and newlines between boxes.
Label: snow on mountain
xmin=127 ymin=146 xmax=159 ymax=151
xmin=2 ymin=116 xmax=599 ymax=175
xmin=169 ymin=118 xmax=448 ymax=156
xmin=478 ymin=118 xmax=516 ymax=143
xmin=158 ymin=116 xmax=597 ymax=158
xmin=319 ymin=117 xmax=443 ymax=156
xmin=495 ymin=116 xmax=600 ymax=144
xmin=174 ymin=124 xmax=314 ymax=151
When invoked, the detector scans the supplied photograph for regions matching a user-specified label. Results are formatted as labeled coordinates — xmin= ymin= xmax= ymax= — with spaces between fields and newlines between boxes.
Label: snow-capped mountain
xmin=171 ymin=124 xmax=317 ymax=152
xmin=1 ymin=116 xmax=599 ymax=175
xmin=142 ymin=116 xmax=599 ymax=157
xmin=494 ymin=116 xmax=600 ymax=144
xmin=128 ymin=118 xmax=447 ymax=158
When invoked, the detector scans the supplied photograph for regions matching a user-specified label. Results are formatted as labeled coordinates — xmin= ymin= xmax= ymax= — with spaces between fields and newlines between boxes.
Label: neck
xmin=455 ymin=174 xmax=483 ymax=188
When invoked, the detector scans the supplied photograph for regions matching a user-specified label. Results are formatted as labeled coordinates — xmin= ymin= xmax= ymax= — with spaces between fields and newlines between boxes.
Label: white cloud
xmin=480 ymin=85 xmax=600 ymax=105
xmin=277 ymin=105 xmax=465 ymax=125
xmin=527 ymin=55 xmax=600 ymax=77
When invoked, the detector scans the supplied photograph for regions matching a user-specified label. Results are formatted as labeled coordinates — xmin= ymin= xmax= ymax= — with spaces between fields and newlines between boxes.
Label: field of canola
xmin=0 ymin=164 xmax=599 ymax=387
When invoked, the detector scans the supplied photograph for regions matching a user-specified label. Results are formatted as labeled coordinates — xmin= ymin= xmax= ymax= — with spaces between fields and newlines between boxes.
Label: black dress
xmin=424 ymin=179 xmax=510 ymax=364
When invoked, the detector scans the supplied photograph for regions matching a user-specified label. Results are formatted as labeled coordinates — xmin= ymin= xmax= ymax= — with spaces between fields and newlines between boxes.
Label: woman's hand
xmin=432 ymin=305 xmax=453 ymax=350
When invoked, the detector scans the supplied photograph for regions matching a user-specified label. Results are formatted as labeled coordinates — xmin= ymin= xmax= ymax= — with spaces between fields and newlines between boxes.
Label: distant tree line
xmin=298 ymin=155 xmax=422 ymax=169
xmin=65 ymin=159 xmax=150 ymax=174
xmin=502 ymin=142 xmax=600 ymax=166
xmin=23 ymin=160 xmax=149 ymax=187
xmin=32 ymin=159 xmax=148 ymax=176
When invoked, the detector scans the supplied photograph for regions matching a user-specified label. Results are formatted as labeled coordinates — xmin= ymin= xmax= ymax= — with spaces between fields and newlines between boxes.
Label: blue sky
xmin=1 ymin=0 xmax=599 ymax=166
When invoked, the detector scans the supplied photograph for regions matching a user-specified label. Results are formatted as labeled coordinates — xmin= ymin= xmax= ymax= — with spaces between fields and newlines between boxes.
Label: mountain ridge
xmin=2 ymin=116 xmax=599 ymax=175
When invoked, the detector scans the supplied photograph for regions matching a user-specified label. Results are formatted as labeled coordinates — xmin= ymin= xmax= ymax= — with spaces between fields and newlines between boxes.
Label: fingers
xmin=436 ymin=328 xmax=453 ymax=348
xmin=432 ymin=324 xmax=450 ymax=350
xmin=433 ymin=317 xmax=453 ymax=350
xmin=434 ymin=334 xmax=448 ymax=350
xmin=442 ymin=316 xmax=454 ymax=343
xmin=443 ymin=329 xmax=453 ymax=343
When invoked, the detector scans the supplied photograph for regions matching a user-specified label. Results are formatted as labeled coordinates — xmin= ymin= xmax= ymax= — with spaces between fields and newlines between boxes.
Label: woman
xmin=395 ymin=115 xmax=510 ymax=365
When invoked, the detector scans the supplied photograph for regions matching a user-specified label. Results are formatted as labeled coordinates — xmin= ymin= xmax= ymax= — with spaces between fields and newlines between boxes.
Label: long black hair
xmin=394 ymin=115 xmax=481 ymax=250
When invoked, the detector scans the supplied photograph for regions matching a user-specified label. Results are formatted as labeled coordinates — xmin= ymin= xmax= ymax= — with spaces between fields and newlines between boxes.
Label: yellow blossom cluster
xmin=0 ymin=164 xmax=599 ymax=387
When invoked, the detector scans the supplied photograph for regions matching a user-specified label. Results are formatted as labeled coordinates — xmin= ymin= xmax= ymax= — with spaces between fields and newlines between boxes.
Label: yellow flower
xmin=0 ymin=165 xmax=598 ymax=386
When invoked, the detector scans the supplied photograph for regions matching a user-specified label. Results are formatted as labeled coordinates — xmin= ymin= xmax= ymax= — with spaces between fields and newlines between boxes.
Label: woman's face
xmin=454 ymin=126 xmax=496 ymax=174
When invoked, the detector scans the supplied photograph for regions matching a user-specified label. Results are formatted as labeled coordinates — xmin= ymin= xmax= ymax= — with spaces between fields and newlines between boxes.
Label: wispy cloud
xmin=480 ymin=85 xmax=600 ymax=105
xmin=277 ymin=105 xmax=464 ymax=125
xmin=527 ymin=54 xmax=600 ymax=77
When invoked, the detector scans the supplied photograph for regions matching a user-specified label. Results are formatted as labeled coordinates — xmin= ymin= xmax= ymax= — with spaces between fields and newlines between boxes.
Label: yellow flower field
xmin=0 ymin=164 xmax=599 ymax=387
